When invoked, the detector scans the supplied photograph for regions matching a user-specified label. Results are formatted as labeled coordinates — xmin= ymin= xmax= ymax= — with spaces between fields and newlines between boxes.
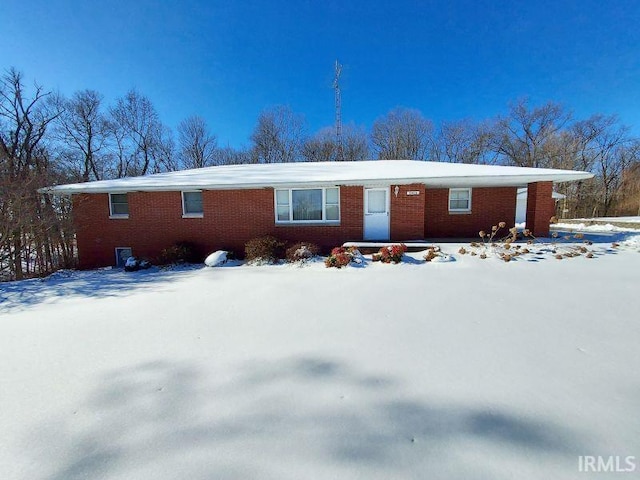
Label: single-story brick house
xmin=40 ymin=160 xmax=593 ymax=269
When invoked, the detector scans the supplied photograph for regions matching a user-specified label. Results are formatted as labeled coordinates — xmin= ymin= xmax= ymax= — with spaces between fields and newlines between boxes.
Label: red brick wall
xmin=73 ymin=187 xmax=364 ymax=269
xmin=424 ymin=187 xmax=517 ymax=238
xmin=525 ymin=181 xmax=554 ymax=237
xmin=390 ymin=184 xmax=426 ymax=240
xmin=73 ymin=184 xmax=524 ymax=268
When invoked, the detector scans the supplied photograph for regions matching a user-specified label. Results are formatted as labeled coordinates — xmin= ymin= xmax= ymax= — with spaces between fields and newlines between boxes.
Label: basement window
xmin=115 ymin=247 xmax=132 ymax=267
xmin=449 ymin=188 xmax=472 ymax=212
xmin=109 ymin=193 xmax=129 ymax=218
xmin=182 ymin=191 xmax=204 ymax=217
xmin=275 ymin=187 xmax=340 ymax=223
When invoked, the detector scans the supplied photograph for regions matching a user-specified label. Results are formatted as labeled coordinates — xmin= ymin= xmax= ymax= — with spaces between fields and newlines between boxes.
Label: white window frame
xmin=109 ymin=193 xmax=129 ymax=218
xmin=182 ymin=190 xmax=204 ymax=218
xmin=448 ymin=188 xmax=472 ymax=212
xmin=274 ymin=187 xmax=340 ymax=224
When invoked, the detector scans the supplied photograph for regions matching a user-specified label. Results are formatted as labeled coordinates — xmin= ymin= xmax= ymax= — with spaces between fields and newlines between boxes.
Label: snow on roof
xmin=40 ymin=160 xmax=594 ymax=195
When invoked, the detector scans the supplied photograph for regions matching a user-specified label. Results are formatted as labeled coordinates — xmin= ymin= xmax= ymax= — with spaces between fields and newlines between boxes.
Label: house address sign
xmin=406 ymin=190 xmax=420 ymax=196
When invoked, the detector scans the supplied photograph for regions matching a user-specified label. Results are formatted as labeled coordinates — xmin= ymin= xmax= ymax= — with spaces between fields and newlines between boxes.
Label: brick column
xmin=525 ymin=181 xmax=555 ymax=237
xmin=390 ymin=183 xmax=426 ymax=240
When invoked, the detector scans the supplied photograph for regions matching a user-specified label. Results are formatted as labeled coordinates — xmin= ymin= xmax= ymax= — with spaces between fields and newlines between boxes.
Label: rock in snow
xmin=204 ymin=250 xmax=228 ymax=267
xmin=125 ymin=256 xmax=138 ymax=268
xmin=124 ymin=256 xmax=151 ymax=271
xmin=430 ymin=253 xmax=454 ymax=263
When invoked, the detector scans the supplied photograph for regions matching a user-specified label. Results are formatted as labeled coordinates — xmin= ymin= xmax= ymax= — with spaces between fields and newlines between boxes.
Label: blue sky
xmin=3 ymin=1 xmax=639 ymax=148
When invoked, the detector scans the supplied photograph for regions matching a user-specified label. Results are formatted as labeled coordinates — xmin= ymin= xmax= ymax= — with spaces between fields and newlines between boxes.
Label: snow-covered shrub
xmin=479 ymin=222 xmax=516 ymax=245
xmin=371 ymin=244 xmax=407 ymax=264
xmin=424 ymin=247 xmax=439 ymax=262
xmin=325 ymin=246 xmax=361 ymax=268
xmin=204 ymin=250 xmax=228 ymax=267
xmin=525 ymin=227 xmax=597 ymax=259
xmin=472 ymin=222 xmax=523 ymax=261
xmin=285 ymin=242 xmax=320 ymax=263
xmin=470 ymin=221 xmax=598 ymax=262
xmin=160 ymin=241 xmax=201 ymax=264
xmin=423 ymin=246 xmax=452 ymax=262
xmin=244 ymin=235 xmax=285 ymax=264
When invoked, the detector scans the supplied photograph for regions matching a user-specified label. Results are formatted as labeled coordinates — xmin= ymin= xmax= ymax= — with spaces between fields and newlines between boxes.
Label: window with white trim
xmin=448 ymin=188 xmax=471 ymax=212
xmin=109 ymin=193 xmax=129 ymax=217
xmin=275 ymin=187 xmax=340 ymax=223
xmin=182 ymin=191 xmax=203 ymax=216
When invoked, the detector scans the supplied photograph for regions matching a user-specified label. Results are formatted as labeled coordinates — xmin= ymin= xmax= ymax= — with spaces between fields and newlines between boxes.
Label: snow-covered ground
xmin=515 ymin=217 xmax=640 ymax=235
xmin=549 ymin=216 xmax=640 ymax=237
xmin=1 ymin=234 xmax=640 ymax=480
xmin=571 ymin=216 xmax=640 ymax=224
xmin=553 ymin=222 xmax=640 ymax=235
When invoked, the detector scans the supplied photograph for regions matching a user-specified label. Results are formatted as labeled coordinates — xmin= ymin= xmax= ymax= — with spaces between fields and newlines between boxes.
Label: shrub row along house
xmin=40 ymin=160 xmax=593 ymax=269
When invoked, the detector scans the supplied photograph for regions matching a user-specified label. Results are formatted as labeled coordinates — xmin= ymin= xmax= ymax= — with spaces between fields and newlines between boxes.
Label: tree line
xmin=1 ymin=67 xmax=639 ymax=280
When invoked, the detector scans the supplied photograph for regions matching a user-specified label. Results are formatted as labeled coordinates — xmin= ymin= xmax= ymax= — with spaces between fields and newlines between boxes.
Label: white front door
xmin=364 ymin=187 xmax=390 ymax=240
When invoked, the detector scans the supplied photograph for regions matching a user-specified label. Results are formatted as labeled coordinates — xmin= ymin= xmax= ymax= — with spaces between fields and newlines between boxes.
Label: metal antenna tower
xmin=333 ymin=60 xmax=344 ymax=161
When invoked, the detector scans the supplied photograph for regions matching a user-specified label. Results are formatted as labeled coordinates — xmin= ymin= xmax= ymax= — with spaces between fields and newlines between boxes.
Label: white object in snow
xmin=204 ymin=250 xmax=228 ymax=267
xmin=125 ymin=256 xmax=138 ymax=268
xmin=351 ymin=250 xmax=365 ymax=265
xmin=430 ymin=253 xmax=454 ymax=263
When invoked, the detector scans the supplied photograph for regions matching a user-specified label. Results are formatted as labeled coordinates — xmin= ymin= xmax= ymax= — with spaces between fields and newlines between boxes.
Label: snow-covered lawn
xmin=1 ymin=235 xmax=640 ymax=479
xmin=553 ymin=216 xmax=640 ymax=234
xmin=571 ymin=216 xmax=640 ymax=224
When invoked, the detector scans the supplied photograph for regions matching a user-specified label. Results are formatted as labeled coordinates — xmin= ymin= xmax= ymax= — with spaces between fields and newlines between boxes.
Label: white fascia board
xmin=422 ymin=173 xmax=594 ymax=188
xmin=38 ymin=164 xmax=594 ymax=195
xmin=40 ymin=182 xmax=343 ymax=194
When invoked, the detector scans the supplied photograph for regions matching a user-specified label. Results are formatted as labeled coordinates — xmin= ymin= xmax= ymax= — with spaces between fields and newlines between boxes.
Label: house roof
xmin=40 ymin=160 xmax=594 ymax=195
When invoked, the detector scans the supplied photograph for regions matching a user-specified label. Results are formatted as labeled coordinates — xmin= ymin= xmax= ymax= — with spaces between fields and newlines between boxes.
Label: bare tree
xmin=150 ymin=125 xmax=178 ymax=173
xmin=250 ymin=105 xmax=305 ymax=163
xmin=177 ymin=115 xmax=217 ymax=169
xmin=493 ymin=99 xmax=570 ymax=168
xmin=592 ymin=122 xmax=630 ymax=216
xmin=568 ymin=115 xmax=630 ymax=216
xmin=109 ymin=89 xmax=163 ymax=177
xmin=302 ymin=125 xmax=369 ymax=162
xmin=617 ymin=147 xmax=640 ymax=215
xmin=0 ymin=68 xmax=60 ymax=177
xmin=212 ymin=146 xmax=252 ymax=165
xmin=0 ymin=68 xmax=72 ymax=280
xmin=342 ymin=124 xmax=369 ymax=161
xmin=371 ymin=107 xmax=434 ymax=160
xmin=54 ymin=89 xmax=111 ymax=182
xmin=302 ymin=128 xmax=336 ymax=162
xmin=438 ymin=119 xmax=498 ymax=164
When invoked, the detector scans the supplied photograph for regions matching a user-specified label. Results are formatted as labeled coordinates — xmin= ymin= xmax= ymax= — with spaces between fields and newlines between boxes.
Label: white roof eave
xmin=38 ymin=161 xmax=594 ymax=195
